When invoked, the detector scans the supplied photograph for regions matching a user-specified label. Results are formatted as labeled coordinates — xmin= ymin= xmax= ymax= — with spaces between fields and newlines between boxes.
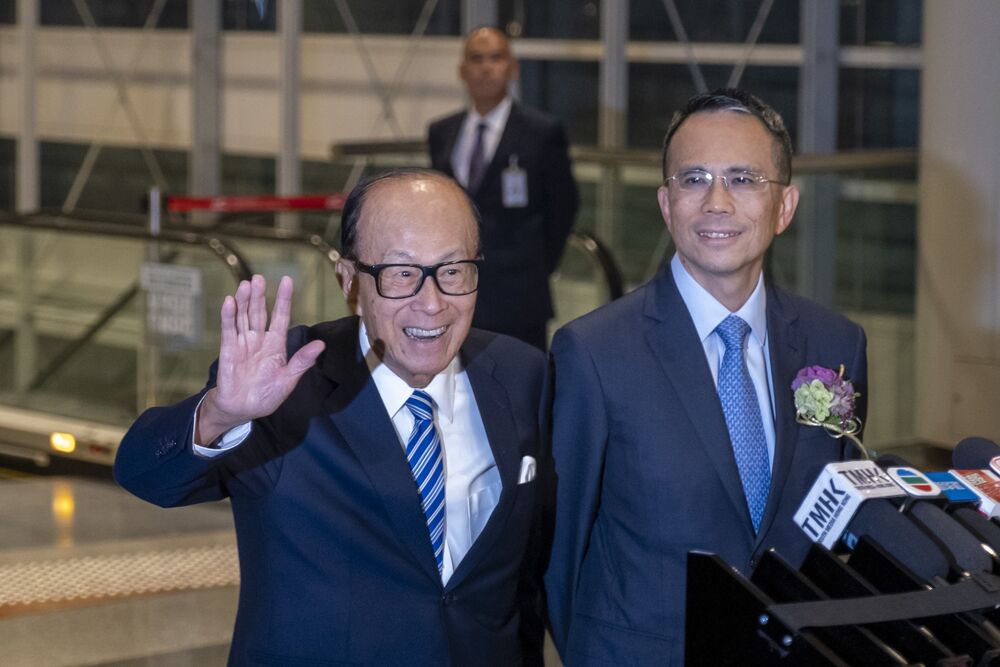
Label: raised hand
xmin=196 ymin=274 xmax=325 ymax=444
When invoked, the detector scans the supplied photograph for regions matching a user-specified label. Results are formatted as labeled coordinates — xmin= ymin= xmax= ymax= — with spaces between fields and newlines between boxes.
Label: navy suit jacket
xmin=543 ymin=268 xmax=868 ymax=666
xmin=115 ymin=317 xmax=547 ymax=666
xmin=428 ymin=104 xmax=578 ymax=336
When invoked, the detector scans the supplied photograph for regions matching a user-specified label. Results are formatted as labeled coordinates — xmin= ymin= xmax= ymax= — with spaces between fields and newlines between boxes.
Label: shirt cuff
xmin=191 ymin=393 xmax=252 ymax=458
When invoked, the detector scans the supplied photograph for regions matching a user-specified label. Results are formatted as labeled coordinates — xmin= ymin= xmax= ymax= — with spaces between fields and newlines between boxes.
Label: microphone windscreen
xmin=845 ymin=500 xmax=952 ymax=582
xmin=951 ymin=505 xmax=1000 ymax=554
xmin=952 ymin=437 xmax=1000 ymax=469
xmin=908 ymin=501 xmax=994 ymax=573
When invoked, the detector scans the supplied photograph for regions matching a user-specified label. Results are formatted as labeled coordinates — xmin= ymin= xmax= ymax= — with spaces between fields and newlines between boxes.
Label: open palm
xmin=199 ymin=274 xmax=325 ymax=442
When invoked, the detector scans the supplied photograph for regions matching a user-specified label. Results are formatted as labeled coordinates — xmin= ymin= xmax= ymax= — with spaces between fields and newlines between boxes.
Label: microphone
xmin=879 ymin=452 xmax=1000 ymax=562
xmin=951 ymin=437 xmax=1000 ymax=521
xmin=877 ymin=454 xmax=997 ymax=574
xmin=796 ymin=461 xmax=1000 ymax=656
xmin=794 ymin=460 xmax=955 ymax=582
xmin=952 ymin=436 xmax=1000 ymax=473
xmin=930 ymin=469 xmax=1000 ymax=541
xmin=948 ymin=469 xmax=1000 ymax=520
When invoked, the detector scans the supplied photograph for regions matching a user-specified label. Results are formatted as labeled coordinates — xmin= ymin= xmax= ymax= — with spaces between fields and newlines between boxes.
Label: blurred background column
xmin=190 ymin=0 xmax=221 ymax=206
xmin=15 ymin=0 xmax=38 ymax=392
xmin=795 ymin=0 xmax=839 ymax=307
xmin=278 ymin=0 xmax=301 ymax=233
xmin=596 ymin=0 xmax=627 ymax=250
xmin=462 ymin=0 xmax=497 ymax=34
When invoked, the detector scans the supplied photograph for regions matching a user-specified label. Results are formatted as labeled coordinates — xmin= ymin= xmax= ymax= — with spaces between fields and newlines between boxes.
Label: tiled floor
xmin=0 ymin=475 xmax=238 ymax=667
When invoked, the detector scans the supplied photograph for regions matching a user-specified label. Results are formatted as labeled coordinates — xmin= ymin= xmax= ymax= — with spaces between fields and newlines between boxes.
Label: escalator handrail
xmin=567 ymin=229 xmax=625 ymax=301
xmin=0 ymin=211 xmax=254 ymax=391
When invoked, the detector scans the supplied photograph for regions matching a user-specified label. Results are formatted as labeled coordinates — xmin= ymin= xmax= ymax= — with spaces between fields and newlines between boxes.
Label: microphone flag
xmin=794 ymin=461 xmax=905 ymax=549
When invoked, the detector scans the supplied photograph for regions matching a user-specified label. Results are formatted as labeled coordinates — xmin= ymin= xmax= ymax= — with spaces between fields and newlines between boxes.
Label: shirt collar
xmin=467 ymin=96 xmax=513 ymax=134
xmin=358 ymin=321 xmax=458 ymax=423
xmin=670 ymin=254 xmax=768 ymax=347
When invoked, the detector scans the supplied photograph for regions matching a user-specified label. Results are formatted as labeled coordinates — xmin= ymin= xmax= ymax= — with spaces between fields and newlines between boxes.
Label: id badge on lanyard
xmin=502 ymin=155 xmax=528 ymax=208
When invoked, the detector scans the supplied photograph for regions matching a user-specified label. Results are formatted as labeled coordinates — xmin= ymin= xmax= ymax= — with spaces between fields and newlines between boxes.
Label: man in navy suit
xmin=428 ymin=27 xmax=578 ymax=350
xmin=544 ymin=89 xmax=868 ymax=665
xmin=115 ymin=171 xmax=547 ymax=666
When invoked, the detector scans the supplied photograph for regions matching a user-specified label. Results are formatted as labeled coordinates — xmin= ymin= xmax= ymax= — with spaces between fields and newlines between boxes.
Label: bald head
xmin=464 ymin=27 xmax=509 ymax=57
xmin=340 ymin=170 xmax=481 ymax=262
xmin=460 ymin=27 xmax=518 ymax=115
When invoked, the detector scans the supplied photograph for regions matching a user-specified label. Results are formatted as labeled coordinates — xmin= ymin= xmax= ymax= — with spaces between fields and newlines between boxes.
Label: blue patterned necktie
xmin=404 ymin=390 xmax=446 ymax=574
xmin=715 ymin=315 xmax=771 ymax=532
xmin=467 ymin=121 xmax=488 ymax=191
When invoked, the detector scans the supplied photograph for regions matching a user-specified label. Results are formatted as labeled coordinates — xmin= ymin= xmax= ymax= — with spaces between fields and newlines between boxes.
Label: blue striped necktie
xmin=404 ymin=390 xmax=446 ymax=574
xmin=715 ymin=315 xmax=771 ymax=532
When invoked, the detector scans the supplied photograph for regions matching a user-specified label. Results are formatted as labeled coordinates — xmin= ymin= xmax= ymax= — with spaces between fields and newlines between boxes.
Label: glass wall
xmin=628 ymin=64 xmax=799 ymax=150
xmin=301 ymin=0 xmax=460 ymax=35
xmin=39 ymin=0 xmax=187 ymax=28
xmin=16 ymin=1 xmax=924 ymax=154
xmin=35 ymin=143 xmax=286 ymax=214
xmin=631 ymin=0 xmax=799 ymax=43
xmin=838 ymin=69 xmax=919 ymax=149
xmin=840 ymin=0 xmax=921 ymax=46
xmin=520 ymin=60 xmax=600 ymax=146
xmin=499 ymin=0 xmax=599 ymax=39
xmin=769 ymin=165 xmax=918 ymax=314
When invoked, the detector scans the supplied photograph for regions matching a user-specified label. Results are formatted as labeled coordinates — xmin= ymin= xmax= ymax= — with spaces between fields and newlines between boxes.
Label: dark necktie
xmin=404 ymin=390 xmax=446 ymax=574
xmin=715 ymin=315 xmax=771 ymax=532
xmin=466 ymin=121 xmax=488 ymax=192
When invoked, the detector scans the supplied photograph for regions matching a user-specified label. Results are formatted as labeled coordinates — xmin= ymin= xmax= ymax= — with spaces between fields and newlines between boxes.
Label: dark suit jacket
xmin=543 ymin=267 xmax=868 ymax=666
xmin=114 ymin=317 xmax=547 ymax=667
xmin=428 ymin=103 xmax=579 ymax=337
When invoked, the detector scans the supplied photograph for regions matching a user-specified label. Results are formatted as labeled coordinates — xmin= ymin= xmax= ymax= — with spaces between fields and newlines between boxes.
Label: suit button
xmin=441 ymin=594 xmax=455 ymax=606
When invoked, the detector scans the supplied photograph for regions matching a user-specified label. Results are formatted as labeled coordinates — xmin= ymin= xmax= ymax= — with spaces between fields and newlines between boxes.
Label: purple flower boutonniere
xmin=791 ymin=364 xmax=869 ymax=459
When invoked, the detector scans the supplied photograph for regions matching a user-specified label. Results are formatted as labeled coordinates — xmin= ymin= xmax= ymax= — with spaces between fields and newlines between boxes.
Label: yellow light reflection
xmin=51 ymin=432 xmax=77 ymax=454
xmin=51 ymin=481 xmax=76 ymax=548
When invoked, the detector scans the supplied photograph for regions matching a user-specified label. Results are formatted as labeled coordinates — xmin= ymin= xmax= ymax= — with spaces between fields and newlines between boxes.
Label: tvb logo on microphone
xmin=886 ymin=467 xmax=941 ymax=497
xmin=794 ymin=461 xmax=905 ymax=549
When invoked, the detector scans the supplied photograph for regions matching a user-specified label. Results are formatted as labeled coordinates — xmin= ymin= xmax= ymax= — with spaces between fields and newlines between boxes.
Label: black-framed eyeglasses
xmin=665 ymin=168 xmax=788 ymax=198
xmin=353 ymin=259 xmax=483 ymax=299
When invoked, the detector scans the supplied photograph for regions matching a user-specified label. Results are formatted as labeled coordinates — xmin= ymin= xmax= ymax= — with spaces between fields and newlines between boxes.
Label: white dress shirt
xmin=359 ymin=324 xmax=498 ymax=584
xmin=670 ymin=254 xmax=777 ymax=468
xmin=450 ymin=96 xmax=513 ymax=188
xmin=192 ymin=323 xmax=500 ymax=585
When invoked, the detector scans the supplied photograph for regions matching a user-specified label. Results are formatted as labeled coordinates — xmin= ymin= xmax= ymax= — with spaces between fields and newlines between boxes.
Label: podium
xmin=685 ymin=550 xmax=1000 ymax=665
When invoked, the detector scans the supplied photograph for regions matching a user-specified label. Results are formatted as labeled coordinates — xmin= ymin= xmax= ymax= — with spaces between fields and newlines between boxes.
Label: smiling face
xmin=336 ymin=175 xmax=479 ymax=388
xmin=459 ymin=28 xmax=518 ymax=115
xmin=658 ymin=110 xmax=799 ymax=310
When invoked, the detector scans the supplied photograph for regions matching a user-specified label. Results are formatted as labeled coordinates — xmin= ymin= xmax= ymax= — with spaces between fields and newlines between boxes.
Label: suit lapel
xmin=445 ymin=336 xmax=521 ymax=590
xmin=642 ymin=270 xmax=754 ymax=534
xmin=755 ymin=285 xmax=805 ymax=542
xmin=320 ymin=320 xmax=443 ymax=585
xmin=437 ymin=113 xmax=465 ymax=179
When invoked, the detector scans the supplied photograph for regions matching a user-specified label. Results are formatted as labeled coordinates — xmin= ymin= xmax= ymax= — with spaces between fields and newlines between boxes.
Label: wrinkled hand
xmin=197 ymin=274 xmax=325 ymax=444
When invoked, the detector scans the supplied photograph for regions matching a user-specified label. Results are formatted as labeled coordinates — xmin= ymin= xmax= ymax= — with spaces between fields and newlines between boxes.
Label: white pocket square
xmin=518 ymin=455 xmax=537 ymax=484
